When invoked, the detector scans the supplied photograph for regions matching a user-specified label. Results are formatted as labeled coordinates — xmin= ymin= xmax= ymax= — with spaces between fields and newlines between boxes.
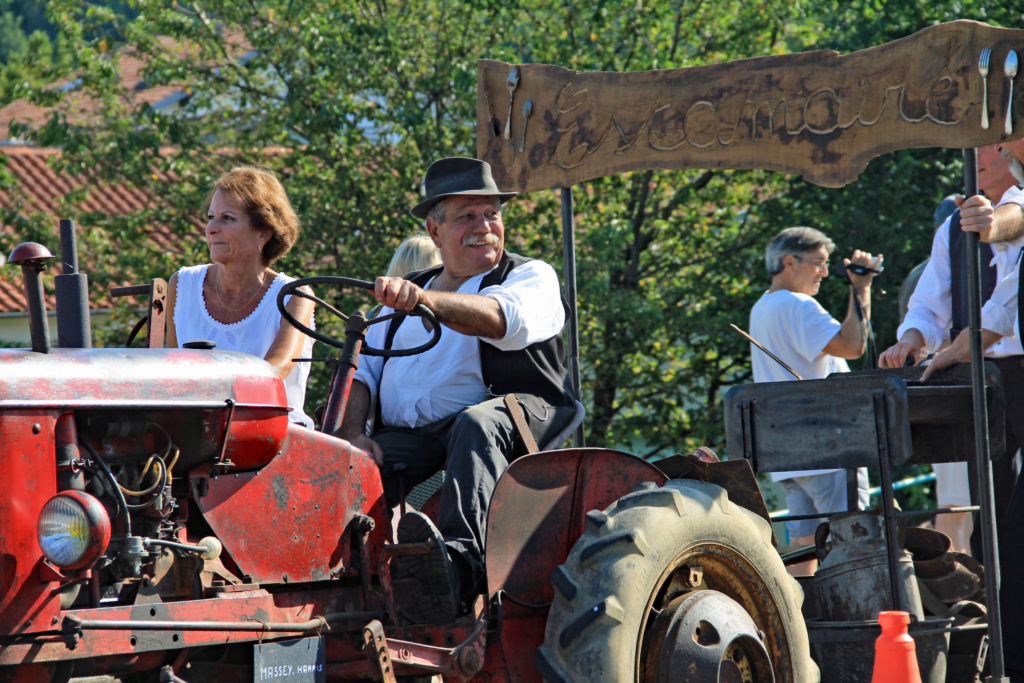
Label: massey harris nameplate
xmin=478 ymin=20 xmax=1024 ymax=192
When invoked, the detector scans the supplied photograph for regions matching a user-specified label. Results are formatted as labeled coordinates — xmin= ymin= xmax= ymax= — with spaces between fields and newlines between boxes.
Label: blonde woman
xmin=386 ymin=232 xmax=442 ymax=277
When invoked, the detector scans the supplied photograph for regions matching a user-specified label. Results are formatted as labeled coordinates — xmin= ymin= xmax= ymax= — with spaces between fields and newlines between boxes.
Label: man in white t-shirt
xmin=750 ymin=227 xmax=879 ymax=572
xmin=339 ymin=157 xmax=576 ymax=624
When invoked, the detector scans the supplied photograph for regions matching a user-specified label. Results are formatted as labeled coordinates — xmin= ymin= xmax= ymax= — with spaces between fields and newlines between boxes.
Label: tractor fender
xmin=481 ymin=448 xmax=666 ymax=682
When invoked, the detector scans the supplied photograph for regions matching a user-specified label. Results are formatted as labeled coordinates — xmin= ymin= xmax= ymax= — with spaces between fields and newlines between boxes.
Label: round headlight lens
xmin=37 ymin=491 xmax=111 ymax=569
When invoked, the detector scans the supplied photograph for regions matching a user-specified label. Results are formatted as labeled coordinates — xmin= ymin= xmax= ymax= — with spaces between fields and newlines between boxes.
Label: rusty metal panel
xmin=724 ymin=372 xmax=912 ymax=471
xmin=655 ymin=456 xmax=778 ymax=548
xmin=197 ymin=426 xmax=388 ymax=585
xmin=0 ymin=411 xmax=61 ymax=637
xmin=146 ymin=279 xmax=167 ymax=349
xmin=485 ymin=448 xmax=667 ymax=607
xmin=477 ymin=614 xmax=546 ymax=683
xmin=0 ymin=587 xmax=340 ymax=666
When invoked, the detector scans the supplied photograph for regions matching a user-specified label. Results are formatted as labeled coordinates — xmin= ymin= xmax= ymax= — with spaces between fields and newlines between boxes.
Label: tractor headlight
xmin=37 ymin=491 xmax=111 ymax=569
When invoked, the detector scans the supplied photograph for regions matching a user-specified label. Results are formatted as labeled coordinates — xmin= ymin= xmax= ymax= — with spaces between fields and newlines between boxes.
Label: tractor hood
xmin=0 ymin=348 xmax=291 ymax=472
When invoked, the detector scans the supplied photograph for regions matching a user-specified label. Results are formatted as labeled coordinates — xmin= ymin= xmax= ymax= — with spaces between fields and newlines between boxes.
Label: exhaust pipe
xmin=7 ymin=242 xmax=55 ymax=353
xmin=55 ymin=219 xmax=92 ymax=348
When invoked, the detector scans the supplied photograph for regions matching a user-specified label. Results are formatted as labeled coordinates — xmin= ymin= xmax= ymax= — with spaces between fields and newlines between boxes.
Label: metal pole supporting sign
xmin=962 ymin=147 xmax=1008 ymax=683
xmin=559 ymin=186 xmax=585 ymax=447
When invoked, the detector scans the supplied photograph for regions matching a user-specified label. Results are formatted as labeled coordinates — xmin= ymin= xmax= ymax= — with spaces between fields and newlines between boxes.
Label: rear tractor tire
xmin=536 ymin=478 xmax=818 ymax=682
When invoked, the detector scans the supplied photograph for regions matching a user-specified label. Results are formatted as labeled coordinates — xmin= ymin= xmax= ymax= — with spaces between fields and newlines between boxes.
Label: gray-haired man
xmin=749 ymin=227 xmax=880 ymax=572
xmin=340 ymin=157 xmax=576 ymax=624
xmin=922 ymin=140 xmax=1024 ymax=683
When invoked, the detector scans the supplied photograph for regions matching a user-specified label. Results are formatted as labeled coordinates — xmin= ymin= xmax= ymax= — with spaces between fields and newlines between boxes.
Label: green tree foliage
xmin=1 ymin=0 xmax=1005 ymax=480
xmin=0 ymin=0 xmax=54 ymax=104
xmin=0 ymin=0 xmax=52 ymax=63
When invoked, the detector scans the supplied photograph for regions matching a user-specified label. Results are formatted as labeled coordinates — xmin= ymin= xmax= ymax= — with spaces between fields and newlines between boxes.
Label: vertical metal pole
xmin=873 ymin=392 xmax=905 ymax=613
xmin=20 ymin=262 xmax=51 ymax=354
xmin=962 ymin=148 xmax=1008 ymax=683
xmin=845 ymin=467 xmax=858 ymax=513
xmin=560 ymin=186 xmax=585 ymax=446
xmin=55 ymin=219 xmax=92 ymax=348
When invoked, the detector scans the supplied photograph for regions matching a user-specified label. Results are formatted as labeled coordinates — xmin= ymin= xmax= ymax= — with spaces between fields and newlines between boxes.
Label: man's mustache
xmin=1000 ymin=146 xmax=1024 ymax=184
xmin=461 ymin=233 xmax=500 ymax=248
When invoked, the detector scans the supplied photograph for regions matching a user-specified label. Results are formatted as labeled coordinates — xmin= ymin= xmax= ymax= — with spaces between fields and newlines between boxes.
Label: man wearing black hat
xmin=339 ymin=157 xmax=576 ymax=623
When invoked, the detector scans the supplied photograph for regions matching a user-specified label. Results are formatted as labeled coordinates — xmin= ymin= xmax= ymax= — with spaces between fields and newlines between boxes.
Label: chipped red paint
xmin=0 ymin=586 xmax=349 ymax=667
xmin=0 ymin=411 xmax=60 ymax=636
xmin=0 ymin=331 xmax=684 ymax=681
xmin=198 ymin=425 xmax=388 ymax=585
xmin=0 ymin=349 xmax=287 ymax=407
xmin=0 ymin=348 xmax=289 ymax=472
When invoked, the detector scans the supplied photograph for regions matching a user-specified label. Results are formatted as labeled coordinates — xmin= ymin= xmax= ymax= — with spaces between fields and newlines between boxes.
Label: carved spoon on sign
xmin=520 ymin=100 xmax=533 ymax=153
xmin=1005 ymin=50 xmax=1018 ymax=135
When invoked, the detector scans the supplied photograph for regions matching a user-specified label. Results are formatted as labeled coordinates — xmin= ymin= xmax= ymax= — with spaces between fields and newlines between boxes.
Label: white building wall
xmin=0 ymin=310 xmax=114 ymax=346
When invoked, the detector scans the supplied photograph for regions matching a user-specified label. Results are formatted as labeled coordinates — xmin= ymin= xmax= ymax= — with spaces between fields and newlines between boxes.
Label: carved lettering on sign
xmin=477 ymin=20 xmax=1024 ymax=192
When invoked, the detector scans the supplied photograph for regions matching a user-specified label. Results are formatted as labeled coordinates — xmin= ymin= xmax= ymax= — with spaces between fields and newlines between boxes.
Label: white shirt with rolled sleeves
xmin=901 ymin=186 xmax=1024 ymax=357
xmin=749 ymin=289 xmax=849 ymax=481
xmin=353 ymin=259 xmax=565 ymax=429
xmin=983 ymin=263 xmax=1023 ymax=341
xmin=901 ymin=189 xmax=1024 ymax=509
xmin=980 ymin=191 xmax=1024 ymax=343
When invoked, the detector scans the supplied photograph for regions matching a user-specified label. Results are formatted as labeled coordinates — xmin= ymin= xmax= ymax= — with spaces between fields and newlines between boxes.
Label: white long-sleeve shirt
xmin=983 ymin=258 xmax=1023 ymax=342
xmin=899 ymin=186 xmax=1024 ymax=357
xmin=353 ymin=258 xmax=565 ymax=429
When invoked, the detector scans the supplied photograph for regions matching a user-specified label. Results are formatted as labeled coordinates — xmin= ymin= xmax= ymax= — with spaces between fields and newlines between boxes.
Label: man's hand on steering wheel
xmin=374 ymin=276 xmax=429 ymax=312
xmin=276 ymin=276 xmax=441 ymax=356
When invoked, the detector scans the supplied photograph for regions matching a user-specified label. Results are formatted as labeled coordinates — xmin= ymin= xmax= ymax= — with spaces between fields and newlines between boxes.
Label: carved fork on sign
xmin=979 ymin=47 xmax=991 ymax=129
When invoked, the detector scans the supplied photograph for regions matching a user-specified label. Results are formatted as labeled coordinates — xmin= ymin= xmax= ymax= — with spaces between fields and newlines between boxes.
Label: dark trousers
xmin=374 ymin=396 xmax=575 ymax=595
xmin=970 ymin=357 xmax=1024 ymax=556
xmin=990 ymin=357 xmax=1024 ymax=679
xmin=1002 ymin=482 xmax=1024 ymax=679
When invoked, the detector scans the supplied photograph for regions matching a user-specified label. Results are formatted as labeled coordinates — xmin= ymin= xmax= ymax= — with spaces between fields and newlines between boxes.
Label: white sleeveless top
xmin=173 ymin=264 xmax=314 ymax=427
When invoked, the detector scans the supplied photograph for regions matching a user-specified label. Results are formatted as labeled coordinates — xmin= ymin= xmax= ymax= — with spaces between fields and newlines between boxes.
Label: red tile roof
xmin=2 ymin=145 xmax=169 ymax=218
xmin=0 ymin=39 xmax=187 ymax=139
xmin=0 ymin=33 xmax=262 ymax=315
xmin=1 ymin=144 xmax=188 ymax=313
xmin=0 ymin=31 xmax=255 ymax=139
xmin=0 ymin=278 xmax=30 ymax=314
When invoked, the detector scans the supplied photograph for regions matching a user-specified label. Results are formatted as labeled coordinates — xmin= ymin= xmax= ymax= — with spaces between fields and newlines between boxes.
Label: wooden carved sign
xmin=477 ymin=20 xmax=1024 ymax=193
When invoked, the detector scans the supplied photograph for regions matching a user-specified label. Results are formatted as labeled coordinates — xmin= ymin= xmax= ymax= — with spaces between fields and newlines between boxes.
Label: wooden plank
xmin=477 ymin=20 xmax=1024 ymax=192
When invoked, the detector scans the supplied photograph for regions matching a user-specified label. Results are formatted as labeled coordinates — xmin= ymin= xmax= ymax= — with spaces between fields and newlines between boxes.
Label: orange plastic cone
xmin=871 ymin=611 xmax=922 ymax=683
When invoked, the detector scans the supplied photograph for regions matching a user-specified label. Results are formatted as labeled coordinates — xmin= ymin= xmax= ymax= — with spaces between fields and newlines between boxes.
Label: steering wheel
xmin=277 ymin=276 xmax=442 ymax=357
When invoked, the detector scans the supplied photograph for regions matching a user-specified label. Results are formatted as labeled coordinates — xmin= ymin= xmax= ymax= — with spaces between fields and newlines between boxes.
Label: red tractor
xmin=0 ymin=228 xmax=815 ymax=682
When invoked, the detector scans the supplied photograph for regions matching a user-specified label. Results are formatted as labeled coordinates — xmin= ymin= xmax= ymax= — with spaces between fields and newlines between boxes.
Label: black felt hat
xmin=410 ymin=157 xmax=517 ymax=220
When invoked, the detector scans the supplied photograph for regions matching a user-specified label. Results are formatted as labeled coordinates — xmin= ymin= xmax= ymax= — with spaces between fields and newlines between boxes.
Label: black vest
xmin=380 ymin=251 xmax=574 ymax=426
xmin=949 ymin=210 xmax=998 ymax=341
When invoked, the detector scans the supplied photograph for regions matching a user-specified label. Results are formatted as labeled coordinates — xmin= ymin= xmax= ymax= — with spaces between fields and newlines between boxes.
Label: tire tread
xmin=541 ymin=478 xmax=818 ymax=682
